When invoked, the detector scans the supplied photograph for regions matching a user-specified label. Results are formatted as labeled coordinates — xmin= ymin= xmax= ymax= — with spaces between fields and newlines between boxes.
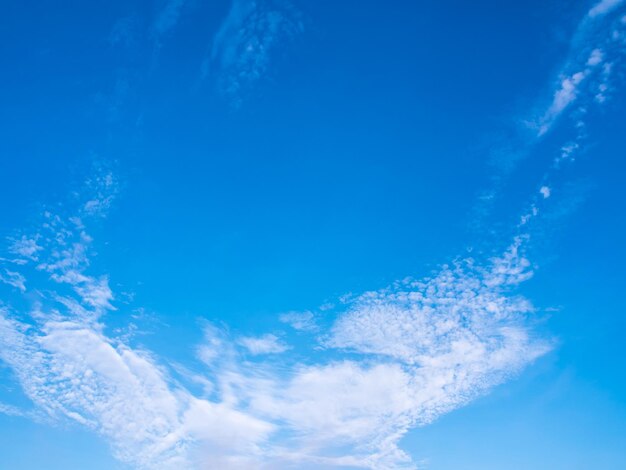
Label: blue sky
xmin=1 ymin=0 xmax=626 ymax=468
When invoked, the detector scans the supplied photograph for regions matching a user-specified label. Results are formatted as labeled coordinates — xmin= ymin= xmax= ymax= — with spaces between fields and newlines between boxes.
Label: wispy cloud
xmin=0 ymin=179 xmax=549 ymax=468
xmin=536 ymin=70 xmax=588 ymax=136
xmin=205 ymin=0 xmax=303 ymax=106
xmin=0 ymin=270 xmax=26 ymax=291
xmin=189 ymin=239 xmax=548 ymax=467
xmin=534 ymin=1 xmax=626 ymax=137
xmin=237 ymin=334 xmax=290 ymax=355
xmin=82 ymin=165 xmax=119 ymax=218
xmin=0 ymin=401 xmax=27 ymax=418
xmin=2 ymin=3 xmax=626 ymax=469
xmin=588 ymin=0 xmax=626 ymax=18
xmin=109 ymin=15 xmax=139 ymax=47
xmin=279 ymin=310 xmax=318 ymax=332
xmin=0 ymin=178 xmax=271 ymax=468
xmin=473 ymin=1 xmax=626 ymax=228
xmin=9 ymin=235 xmax=42 ymax=261
xmin=153 ymin=0 xmax=189 ymax=37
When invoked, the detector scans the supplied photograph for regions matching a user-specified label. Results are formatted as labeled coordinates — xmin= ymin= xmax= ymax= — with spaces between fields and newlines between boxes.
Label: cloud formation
xmin=237 ymin=334 xmax=290 ymax=355
xmin=206 ymin=0 xmax=303 ymax=106
xmin=474 ymin=0 xmax=626 ymax=229
xmin=279 ymin=310 xmax=318 ymax=331
xmin=589 ymin=0 xmax=626 ymax=18
xmin=2 ymin=2 xmax=626 ymax=469
xmin=0 ymin=170 xmax=549 ymax=469
xmin=153 ymin=0 xmax=189 ymax=36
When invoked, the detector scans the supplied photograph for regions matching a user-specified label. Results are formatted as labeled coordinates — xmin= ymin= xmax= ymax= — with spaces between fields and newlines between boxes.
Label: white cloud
xmin=248 ymin=361 xmax=417 ymax=468
xmin=540 ymin=186 xmax=551 ymax=199
xmin=588 ymin=0 xmax=625 ymax=18
xmin=279 ymin=310 xmax=317 ymax=331
xmin=4 ymin=0 xmax=626 ymax=466
xmin=529 ymin=6 xmax=626 ymax=137
xmin=0 ymin=310 xmax=274 ymax=469
xmin=16 ymin=1 xmax=623 ymax=456
xmin=587 ymin=48 xmax=604 ymax=66
xmin=237 ymin=334 xmax=289 ymax=355
xmin=9 ymin=235 xmax=42 ymax=261
xmin=0 ymin=205 xmax=549 ymax=469
xmin=329 ymin=239 xmax=541 ymax=366
xmin=153 ymin=0 xmax=188 ymax=36
xmin=0 ymin=166 xmax=555 ymax=469
xmin=559 ymin=141 xmax=580 ymax=163
xmin=538 ymin=71 xmax=587 ymax=135
xmin=15 ymin=219 xmax=296 ymax=469
xmin=82 ymin=167 xmax=118 ymax=218
xmin=0 ymin=401 xmax=27 ymax=418
xmin=0 ymin=270 xmax=26 ymax=291
xmin=187 ymin=238 xmax=546 ymax=468
xmin=475 ymin=0 xmax=626 ymax=226
xmin=207 ymin=0 xmax=303 ymax=106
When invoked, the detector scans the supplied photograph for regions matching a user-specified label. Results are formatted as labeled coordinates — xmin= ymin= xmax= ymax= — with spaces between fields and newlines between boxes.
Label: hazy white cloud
xmin=32 ymin=221 xmax=114 ymax=320
xmin=11 ymin=2 xmax=626 ymax=465
xmin=588 ymin=0 xmax=625 ymax=18
xmin=473 ymin=0 xmax=625 ymax=229
xmin=0 ymin=192 xmax=549 ymax=469
xmin=559 ymin=141 xmax=580 ymax=163
xmin=248 ymin=361 xmax=418 ymax=468
xmin=206 ymin=0 xmax=303 ymax=106
xmin=0 ymin=401 xmax=27 ymax=418
xmin=82 ymin=168 xmax=118 ymax=218
xmin=184 ymin=238 xmax=546 ymax=468
xmin=237 ymin=334 xmax=289 ymax=355
xmin=9 ymin=235 xmax=42 ymax=261
xmin=526 ymin=2 xmax=626 ymax=139
xmin=279 ymin=310 xmax=317 ymax=331
xmin=109 ymin=16 xmax=138 ymax=47
xmin=0 ymin=270 xmax=26 ymax=291
xmin=537 ymin=71 xmax=587 ymax=135
xmin=587 ymin=48 xmax=604 ymax=66
xmin=153 ymin=0 xmax=188 ymax=36
xmin=0 ymin=264 xmax=273 ymax=469
xmin=330 ymin=238 xmax=541 ymax=365
xmin=0 ymin=310 xmax=276 ymax=468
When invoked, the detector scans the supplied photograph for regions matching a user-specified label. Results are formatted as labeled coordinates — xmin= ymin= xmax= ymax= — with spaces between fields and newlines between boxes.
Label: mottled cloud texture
xmin=0 ymin=192 xmax=548 ymax=468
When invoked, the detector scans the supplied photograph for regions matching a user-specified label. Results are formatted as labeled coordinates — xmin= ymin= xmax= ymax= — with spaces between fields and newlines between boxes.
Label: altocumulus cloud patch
xmin=0 ymin=171 xmax=549 ymax=469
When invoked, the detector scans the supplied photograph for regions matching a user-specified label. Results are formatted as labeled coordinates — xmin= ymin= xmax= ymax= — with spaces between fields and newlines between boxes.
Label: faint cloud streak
xmin=205 ymin=0 xmax=303 ymax=107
